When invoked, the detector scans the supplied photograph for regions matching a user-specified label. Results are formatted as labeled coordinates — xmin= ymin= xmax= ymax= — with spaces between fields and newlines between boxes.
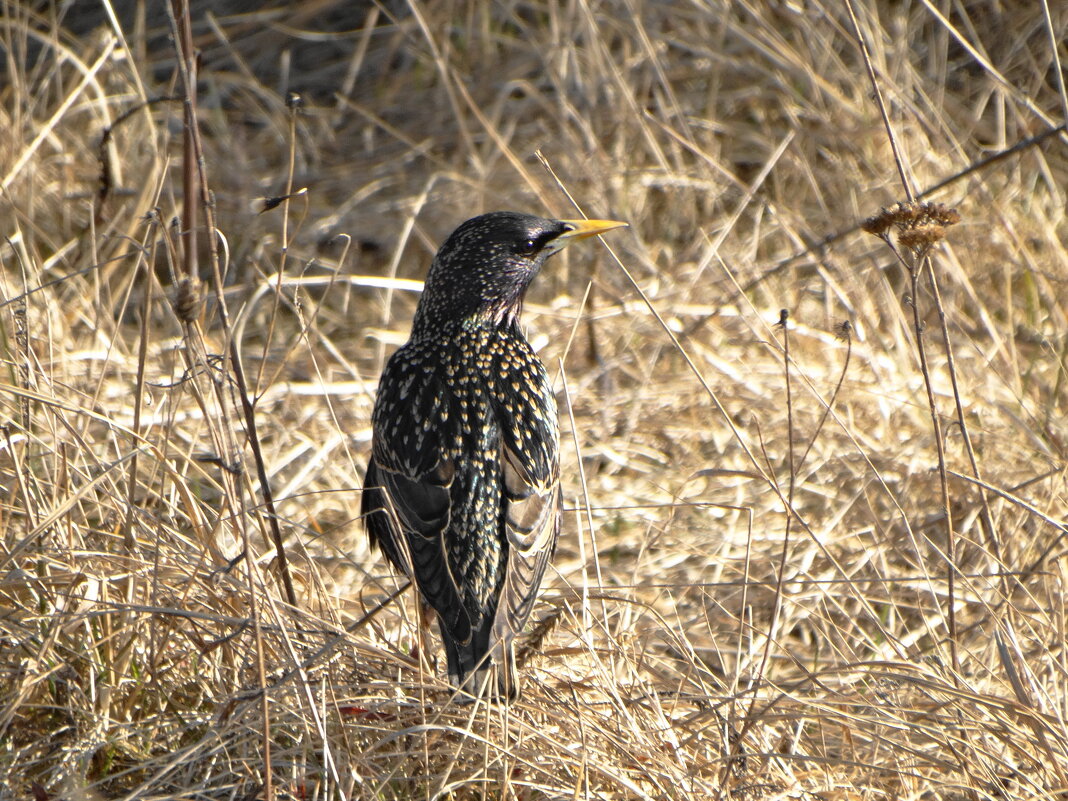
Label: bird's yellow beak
xmin=554 ymin=218 xmax=629 ymax=244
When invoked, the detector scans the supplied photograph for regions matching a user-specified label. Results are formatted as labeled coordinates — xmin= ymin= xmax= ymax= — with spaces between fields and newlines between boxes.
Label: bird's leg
xmin=409 ymin=596 xmax=436 ymax=680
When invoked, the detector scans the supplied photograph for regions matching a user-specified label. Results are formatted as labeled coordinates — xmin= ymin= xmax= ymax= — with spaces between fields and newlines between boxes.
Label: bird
xmin=361 ymin=211 xmax=627 ymax=701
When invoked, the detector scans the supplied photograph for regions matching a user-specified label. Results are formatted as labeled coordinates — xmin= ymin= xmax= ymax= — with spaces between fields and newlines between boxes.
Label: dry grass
xmin=2 ymin=1 xmax=1067 ymax=799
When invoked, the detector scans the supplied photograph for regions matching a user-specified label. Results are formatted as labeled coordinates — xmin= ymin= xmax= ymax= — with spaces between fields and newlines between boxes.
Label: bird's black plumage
xmin=361 ymin=211 xmax=625 ymax=700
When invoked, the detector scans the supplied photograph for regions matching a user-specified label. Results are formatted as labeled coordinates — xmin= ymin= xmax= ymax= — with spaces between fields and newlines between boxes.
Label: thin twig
xmin=904 ymin=245 xmax=959 ymax=674
xmin=743 ymin=124 xmax=1066 ymax=295
xmin=842 ymin=0 xmax=914 ymax=201
xmin=796 ymin=321 xmax=852 ymax=474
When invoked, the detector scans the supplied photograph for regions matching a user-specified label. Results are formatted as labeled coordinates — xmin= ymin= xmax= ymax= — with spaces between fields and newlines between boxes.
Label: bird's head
xmin=412 ymin=211 xmax=627 ymax=334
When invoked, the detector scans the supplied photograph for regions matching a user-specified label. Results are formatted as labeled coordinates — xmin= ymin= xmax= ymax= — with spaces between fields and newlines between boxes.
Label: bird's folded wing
xmin=493 ymin=447 xmax=561 ymax=645
xmin=364 ymin=358 xmax=473 ymax=644
xmin=486 ymin=352 xmax=562 ymax=644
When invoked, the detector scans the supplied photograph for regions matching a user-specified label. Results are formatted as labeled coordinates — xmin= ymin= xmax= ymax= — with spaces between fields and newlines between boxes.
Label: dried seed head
xmin=834 ymin=320 xmax=853 ymax=341
xmin=174 ymin=276 xmax=202 ymax=323
xmin=898 ymin=224 xmax=947 ymax=253
xmin=862 ymin=202 xmax=916 ymax=236
xmin=861 ymin=209 xmax=893 ymax=236
xmin=862 ymin=200 xmax=961 ymax=253
xmin=918 ymin=201 xmax=961 ymax=227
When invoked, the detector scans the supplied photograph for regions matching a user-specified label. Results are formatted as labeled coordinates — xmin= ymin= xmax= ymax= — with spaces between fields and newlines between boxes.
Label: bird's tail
xmin=443 ymin=627 xmax=519 ymax=702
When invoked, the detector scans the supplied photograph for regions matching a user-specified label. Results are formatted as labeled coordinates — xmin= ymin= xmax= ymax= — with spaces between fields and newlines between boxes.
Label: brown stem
xmin=905 ymin=250 xmax=959 ymax=675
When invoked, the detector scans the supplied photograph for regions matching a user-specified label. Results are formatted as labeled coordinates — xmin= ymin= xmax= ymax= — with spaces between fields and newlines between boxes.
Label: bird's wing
xmin=361 ymin=348 xmax=472 ymax=645
xmin=487 ymin=352 xmax=562 ymax=649
xmin=494 ymin=446 xmax=561 ymax=636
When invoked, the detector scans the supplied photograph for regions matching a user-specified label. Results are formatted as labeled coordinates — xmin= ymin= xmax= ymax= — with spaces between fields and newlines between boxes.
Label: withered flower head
xmin=173 ymin=276 xmax=202 ymax=324
xmin=898 ymin=225 xmax=946 ymax=253
xmin=862 ymin=200 xmax=961 ymax=253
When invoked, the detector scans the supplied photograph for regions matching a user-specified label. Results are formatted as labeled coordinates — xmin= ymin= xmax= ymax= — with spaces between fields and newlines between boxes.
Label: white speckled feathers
xmin=361 ymin=211 xmax=624 ymax=700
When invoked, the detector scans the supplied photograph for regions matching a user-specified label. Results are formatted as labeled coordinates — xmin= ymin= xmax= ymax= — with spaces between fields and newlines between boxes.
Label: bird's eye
xmin=516 ymin=238 xmax=538 ymax=256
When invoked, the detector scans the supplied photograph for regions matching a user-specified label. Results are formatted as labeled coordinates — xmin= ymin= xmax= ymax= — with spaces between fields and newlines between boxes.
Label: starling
xmin=361 ymin=211 xmax=627 ymax=700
